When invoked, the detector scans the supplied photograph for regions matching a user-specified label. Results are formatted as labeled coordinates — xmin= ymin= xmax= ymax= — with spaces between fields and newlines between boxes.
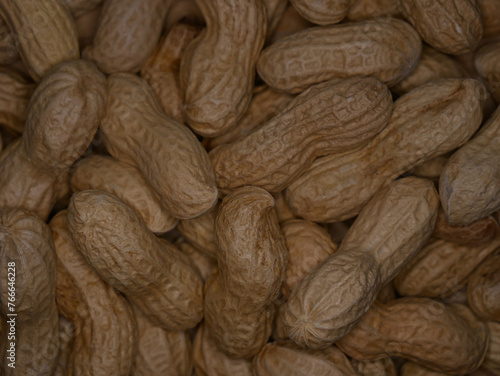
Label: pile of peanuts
xmin=0 ymin=0 xmax=499 ymax=375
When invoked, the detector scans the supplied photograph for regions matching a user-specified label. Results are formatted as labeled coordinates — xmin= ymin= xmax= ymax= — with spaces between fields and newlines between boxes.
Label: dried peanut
xmin=440 ymin=105 xmax=500 ymax=225
xmin=53 ymin=315 xmax=75 ymax=376
xmin=284 ymin=177 xmax=438 ymax=348
xmin=286 ymin=78 xmax=485 ymax=222
xmin=337 ymin=299 xmax=488 ymax=374
xmin=179 ymin=0 xmax=267 ymax=137
xmin=257 ymin=18 xmax=421 ymax=93
xmin=346 ymin=0 xmax=401 ymax=21
xmin=475 ymin=38 xmax=500 ymax=103
xmin=68 ymin=190 xmax=204 ymax=331
xmin=70 ymin=154 xmax=178 ymax=234
xmin=204 ymin=187 xmax=288 ymax=358
xmin=394 ymin=237 xmax=500 ymax=298
xmin=0 ymin=60 xmax=106 ymax=220
xmin=100 ymin=73 xmax=218 ymax=220
xmin=83 ymin=0 xmax=170 ymax=73
xmin=0 ymin=67 xmax=34 ymax=134
xmin=50 ymin=210 xmax=136 ymax=376
xmin=210 ymin=77 xmax=392 ymax=193
xmin=351 ymin=358 xmax=397 ymax=376
xmin=484 ymin=321 xmax=500 ymax=374
xmin=478 ymin=0 xmax=500 ymax=38
xmin=410 ymin=153 xmax=451 ymax=182
xmin=290 ymin=0 xmax=352 ymax=25
xmin=400 ymin=0 xmax=483 ymax=55
xmin=0 ymin=208 xmax=59 ymax=375
xmin=0 ymin=0 xmax=79 ymax=81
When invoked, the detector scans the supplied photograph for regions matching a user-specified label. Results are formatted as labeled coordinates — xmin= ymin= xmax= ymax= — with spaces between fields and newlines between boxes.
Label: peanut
xmin=67 ymin=190 xmax=204 ymax=331
xmin=0 ymin=67 xmax=34 ymax=134
xmin=478 ymin=0 xmax=500 ymax=38
xmin=70 ymin=154 xmax=178 ymax=234
xmin=346 ymin=0 xmax=401 ymax=21
xmin=289 ymin=0 xmax=352 ymax=25
xmin=394 ymin=237 xmax=500 ymax=298
xmin=273 ymin=191 xmax=296 ymax=223
xmin=0 ymin=0 xmax=79 ymax=81
xmin=204 ymin=187 xmax=288 ymax=358
xmin=284 ymin=177 xmax=438 ymax=349
xmin=50 ymin=210 xmax=136 ymax=376
xmin=475 ymin=38 xmax=500 ymax=103
xmin=400 ymin=0 xmax=483 ymax=55
xmin=337 ymin=299 xmax=489 ymax=375
xmin=351 ymin=358 xmax=397 ymax=376
xmin=179 ymin=0 xmax=267 ymax=137
xmin=484 ymin=321 xmax=500 ymax=375
xmin=410 ymin=153 xmax=451 ymax=182
xmin=177 ymin=204 xmax=218 ymax=258
xmin=177 ymin=240 xmax=216 ymax=282
xmin=0 ymin=208 xmax=59 ymax=375
xmin=257 ymin=18 xmax=421 ymax=93
xmin=53 ymin=315 xmax=75 ymax=376
xmin=0 ymin=60 xmax=106 ymax=220
xmin=440 ymin=105 xmax=500 ymax=225
xmin=210 ymin=77 xmax=392 ymax=193
xmin=100 ymin=73 xmax=218 ymax=220
xmin=286 ymin=78 xmax=485 ymax=223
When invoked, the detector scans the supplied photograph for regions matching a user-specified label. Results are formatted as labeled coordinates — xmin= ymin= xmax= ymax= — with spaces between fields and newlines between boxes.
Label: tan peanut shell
xmin=346 ymin=0 xmax=401 ymax=21
xmin=273 ymin=191 xmax=296 ymax=223
xmin=440 ymin=105 xmax=500 ymax=225
xmin=286 ymin=78 xmax=485 ymax=223
xmin=0 ymin=60 xmax=107 ymax=220
xmin=394 ymin=237 xmax=500 ymax=298
xmin=101 ymin=73 xmax=218 ymax=220
xmin=400 ymin=0 xmax=483 ymax=55
xmin=211 ymin=77 xmax=392 ymax=193
xmin=204 ymin=187 xmax=288 ymax=358
xmin=68 ymin=190 xmax=204 ymax=331
xmin=410 ymin=153 xmax=451 ymax=182
xmin=53 ymin=315 xmax=76 ymax=376
xmin=284 ymin=177 xmax=438 ymax=349
xmin=193 ymin=323 xmax=253 ymax=376
xmin=351 ymin=358 xmax=397 ymax=376
xmin=179 ymin=0 xmax=267 ymax=137
xmin=0 ymin=68 xmax=34 ymax=134
xmin=290 ymin=0 xmax=352 ymax=25
xmin=253 ymin=341 xmax=357 ymax=376
xmin=0 ymin=208 xmax=59 ymax=375
xmin=281 ymin=219 xmax=338 ymax=297
xmin=133 ymin=305 xmax=192 ymax=376
xmin=141 ymin=22 xmax=201 ymax=124
xmin=0 ymin=0 xmax=79 ymax=81
xmin=392 ymin=46 xmax=467 ymax=95
xmin=484 ymin=321 xmax=500 ymax=374
xmin=475 ymin=39 xmax=500 ymax=103
xmin=83 ymin=0 xmax=170 ymax=74
xmin=257 ymin=18 xmax=421 ymax=94
xmin=337 ymin=300 xmax=489 ymax=375
xmin=177 ymin=204 xmax=218 ymax=258
xmin=208 ymin=86 xmax=294 ymax=149
xmin=467 ymin=248 xmax=500 ymax=321
xmin=478 ymin=0 xmax=500 ymax=38
xmin=50 ymin=210 xmax=136 ymax=376
xmin=71 ymin=154 xmax=178 ymax=234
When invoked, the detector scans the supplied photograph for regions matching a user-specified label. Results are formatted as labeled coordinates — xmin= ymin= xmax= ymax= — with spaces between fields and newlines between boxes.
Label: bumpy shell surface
xmin=0 ymin=68 xmax=34 ymax=134
xmin=351 ymin=358 xmax=397 ymax=376
xmin=51 ymin=210 xmax=136 ymax=376
xmin=284 ymin=177 xmax=438 ymax=348
xmin=257 ymin=18 xmax=421 ymax=93
xmin=100 ymin=73 xmax=218 ymax=219
xmin=475 ymin=39 xmax=500 ymax=103
xmin=290 ymin=0 xmax=352 ymax=25
xmin=346 ymin=0 xmax=401 ymax=21
xmin=484 ymin=321 xmax=500 ymax=374
xmin=210 ymin=77 xmax=392 ymax=193
xmin=440 ymin=105 xmax=500 ymax=225
xmin=286 ymin=78 xmax=485 ymax=222
xmin=68 ymin=190 xmax=204 ymax=331
xmin=179 ymin=0 xmax=267 ymax=136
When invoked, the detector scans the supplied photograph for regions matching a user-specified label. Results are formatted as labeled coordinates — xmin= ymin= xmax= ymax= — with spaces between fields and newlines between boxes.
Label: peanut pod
xmin=351 ymin=358 xmax=397 ymax=376
xmin=0 ymin=68 xmax=34 ymax=134
xmin=289 ymin=0 xmax=352 ymax=25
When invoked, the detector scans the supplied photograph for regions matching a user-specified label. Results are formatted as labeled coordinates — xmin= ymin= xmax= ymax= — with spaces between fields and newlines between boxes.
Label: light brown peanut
xmin=83 ymin=0 xmax=170 ymax=74
xmin=400 ymin=0 xmax=483 ymax=55
xmin=204 ymin=187 xmax=288 ymax=358
xmin=141 ymin=22 xmax=201 ymax=124
xmin=290 ymin=0 xmax=352 ymax=25
xmin=253 ymin=341 xmax=357 ymax=376
xmin=394 ymin=237 xmax=500 ymax=298
xmin=50 ymin=210 xmax=136 ymax=376
xmin=284 ymin=177 xmax=438 ymax=349
xmin=286 ymin=78 xmax=485 ymax=223
xmin=337 ymin=300 xmax=489 ymax=375
xmin=0 ymin=208 xmax=59 ymax=375
xmin=273 ymin=191 xmax=296 ymax=223
xmin=346 ymin=0 xmax=401 ymax=21
xmin=257 ymin=18 xmax=421 ymax=94
xmin=351 ymin=358 xmax=397 ymax=376
xmin=179 ymin=0 xmax=267 ymax=137
xmin=177 ymin=204 xmax=218 ymax=258
xmin=53 ymin=315 xmax=75 ymax=376
xmin=210 ymin=77 xmax=392 ymax=193
xmin=467 ymin=248 xmax=500 ymax=321
xmin=68 ymin=190 xmax=204 ymax=331
xmin=100 ymin=73 xmax=218 ymax=220
xmin=0 ymin=67 xmax=34 ymax=134
xmin=0 ymin=60 xmax=107 ymax=220
xmin=484 ymin=321 xmax=500 ymax=375
xmin=440 ymin=105 xmax=500 ymax=225
xmin=410 ymin=153 xmax=451 ymax=182
xmin=0 ymin=0 xmax=79 ymax=81
xmin=70 ymin=154 xmax=178 ymax=234
xmin=475 ymin=38 xmax=500 ymax=103
xmin=193 ymin=323 xmax=253 ymax=376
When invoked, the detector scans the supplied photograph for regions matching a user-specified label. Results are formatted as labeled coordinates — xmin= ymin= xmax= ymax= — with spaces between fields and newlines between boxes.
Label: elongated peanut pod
xmin=284 ymin=177 xmax=438 ymax=348
xmin=179 ymin=0 xmax=267 ymax=137
xmin=0 ymin=0 xmax=79 ymax=81
xmin=290 ymin=0 xmax=352 ymax=25
xmin=68 ymin=190 xmax=204 ymax=331
xmin=101 ymin=73 xmax=218 ymax=220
